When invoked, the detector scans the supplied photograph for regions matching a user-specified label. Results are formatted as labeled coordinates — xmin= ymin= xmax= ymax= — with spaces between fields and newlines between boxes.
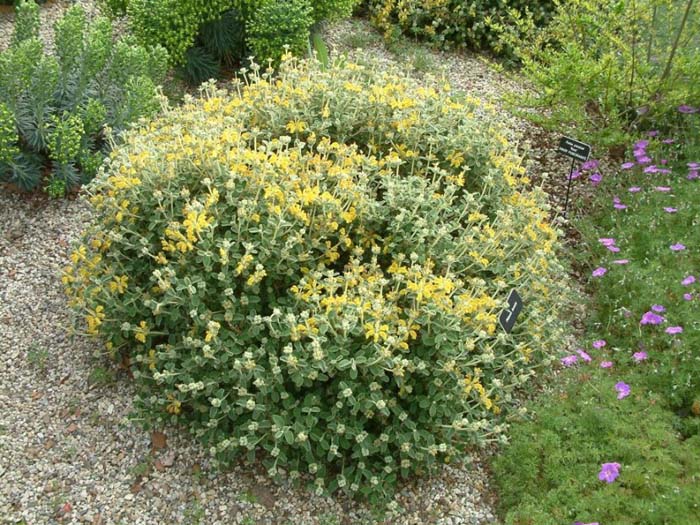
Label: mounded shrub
xmin=0 ymin=1 xmax=168 ymax=194
xmin=64 ymin=57 xmax=571 ymax=502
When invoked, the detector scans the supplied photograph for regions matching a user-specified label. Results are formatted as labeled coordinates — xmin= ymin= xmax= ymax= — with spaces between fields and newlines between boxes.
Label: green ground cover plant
xmin=493 ymin=109 xmax=700 ymax=524
xmin=0 ymin=1 xmax=168 ymax=195
xmin=63 ymin=57 xmax=572 ymax=504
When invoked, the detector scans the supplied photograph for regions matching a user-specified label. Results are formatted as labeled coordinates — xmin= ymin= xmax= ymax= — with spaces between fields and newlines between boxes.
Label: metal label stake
xmin=557 ymin=137 xmax=592 ymax=217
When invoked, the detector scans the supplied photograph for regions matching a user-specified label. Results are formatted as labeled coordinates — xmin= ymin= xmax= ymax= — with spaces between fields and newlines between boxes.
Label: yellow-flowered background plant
xmin=64 ymin=56 xmax=572 ymax=503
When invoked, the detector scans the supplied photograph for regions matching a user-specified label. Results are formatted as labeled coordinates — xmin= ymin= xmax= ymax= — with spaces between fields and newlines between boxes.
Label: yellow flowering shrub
xmin=64 ymin=57 xmax=571 ymax=502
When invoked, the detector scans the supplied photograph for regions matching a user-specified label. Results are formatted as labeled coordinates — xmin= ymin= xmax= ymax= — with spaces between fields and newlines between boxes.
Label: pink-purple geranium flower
xmin=576 ymin=349 xmax=592 ymax=362
xmin=654 ymin=186 xmax=671 ymax=192
xmin=651 ymin=304 xmax=666 ymax=313
xmin=664 ymin=207 xmax=678 ymax=213
xmin=612 ymin=259 xmax=629 ymax=265
xmin=590 ymin=173 xmax=603 ymax=185
xmin=628 ymin=185 xmax=641 ymax=192
xmin=633 ymin=351 xmax=647 ymax=362
xmin=681 ymin=275 xmax=696 ymax=286
xmin=598 ymin=462 xmax=621 ymax=483
xmin=600 ymin=360 xmax=613 ymax=369
xmin=592 ymin=339 xmax=607 ymax=349
xmin=613 ymin=197 xmax=627 ymax=210
xmin=678 ymin=104 xmax=698 ymax=114
xmin=670 ymin=243 xmax=686 ymax=251
xmin=615 ymin=382 xmax=631 ymax=399
xmin=640 ymin=311 xmax=665 ymax=325
xmin=592 ymin=267 xmax=607 ymax=277
xmin=665 ymin=326 xmax=683 ymax=335
xmin=561 ymin=355 xmax=578 ymax=367
xmin=622 ymin=162 xmax=635 ymax=170
xmin=684 ymin=293 xmax=694 ymax=301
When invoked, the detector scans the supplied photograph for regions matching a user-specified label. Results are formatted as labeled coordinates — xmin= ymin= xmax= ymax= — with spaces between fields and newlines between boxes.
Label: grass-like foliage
xmin=493 ymin=112 xmax=700 ymax=524
xmin=64 ymin=57 xmax=572 ymax=504
xmin=0 ymin=1 xmax=168 ymax=195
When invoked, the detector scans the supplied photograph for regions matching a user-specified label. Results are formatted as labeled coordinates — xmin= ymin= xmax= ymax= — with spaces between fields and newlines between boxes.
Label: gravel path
xmin=0 ymin=7 xmax=594 ymax=525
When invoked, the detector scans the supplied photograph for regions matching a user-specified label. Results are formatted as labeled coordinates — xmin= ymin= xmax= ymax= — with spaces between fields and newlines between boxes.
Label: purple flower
xmin=637 ymin=155 xmax=652 ymax=164
xmin=681 ymin=275 xmax=696 ymax=286
xmin=644 ymin=165 xmax=659 ymax=174
xmin=621 ymin=162 xmax=635 ymax=170
xmin=664 ymin=207 xmax=678 ymax=213
xmin=615 ymin=382 xmax=631 ymax=399
xmin=613 ymin=196 xmax=627 ymax=209
xmin=640 ymin=311 xmax=665 ymax=325
xmin=600 ymin=360 xmax=613 ymax=368
xmin=592 ymin=267 xmax=607 ymax=277
xmin=666 ymin=326 xmax=683 ymax=335
xmin=576 ymin=349 xmax=592 ymax=362
xmin=633 ymin=351 xmax=648 ymax=362
xmin=684 ymin=293 xmax=694 ymax=301
xmin=569 ymin=169 xmax=581 ymax=180
xmin=688 ymin=162 xmax=700 ymax=169
xmin=561 ymin=355 xmax=578 ymax=367
xmin=612 ymin=259 xmax=629 ymax=265
xmin=590 ymin=173 xmax=602 ymax=185
xmin=654 ymin=186 xmax=671 ymax=192
xmin=628 ymin=186 xmax=641 ymax=192
xmin=634 ymin=140 xmax=650 ymax=149
xmin=607 ymin=245 xmax=621 ymax=253
xmin=688 ymin=171 xmax=699 ymax=181
xmin=651 ymin=304 xmax=666 ymax=313
xmin=670 ymin=243 xmax=686 ymax=251
xmin=598 ymin=462 xmax=621 ymax=483
xmin=593 ymin=339 xmax=607 ymax=349
xmin=582 ymin=159 xmax=599 ymax=171
xmin=599 ymin=237 xmax=616 ymax=246
xmin=678 ymin=104 xmax=698 ymax=114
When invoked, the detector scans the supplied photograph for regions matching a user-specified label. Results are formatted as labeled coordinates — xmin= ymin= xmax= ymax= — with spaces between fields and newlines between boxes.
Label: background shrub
xmin=368 ymin=0 xmax=556 ymax=56
xmin=64 ymin=57 xmax=571 ymax=502
xmin=497 ymin=0 xmax=700 ymax=148
xmin=0 ymin=1 xmax=168 ymax=194
xmin=246 ymin=0 xmax=314 ymax=66
xmin=116 ymin=0 xmax=360 ymax=84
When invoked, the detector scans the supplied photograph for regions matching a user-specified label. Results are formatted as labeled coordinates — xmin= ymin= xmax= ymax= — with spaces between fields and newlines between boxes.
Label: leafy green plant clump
xmin=0 ymin=1 xmax=168 ymax=195
xmin=498 ymin=0 xmax=700 ymax=148
xmin=108 ymin=0 xmax=360 ymax=85
xmin=368 ymin=0 xmax=555 ymax=55
xmin=64 ymin=57 xmax=571 ymax=502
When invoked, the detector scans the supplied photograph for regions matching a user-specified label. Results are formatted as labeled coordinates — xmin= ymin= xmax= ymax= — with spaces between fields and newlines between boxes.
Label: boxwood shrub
xmin=64 ymin=57 xmax=571 ymax=502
